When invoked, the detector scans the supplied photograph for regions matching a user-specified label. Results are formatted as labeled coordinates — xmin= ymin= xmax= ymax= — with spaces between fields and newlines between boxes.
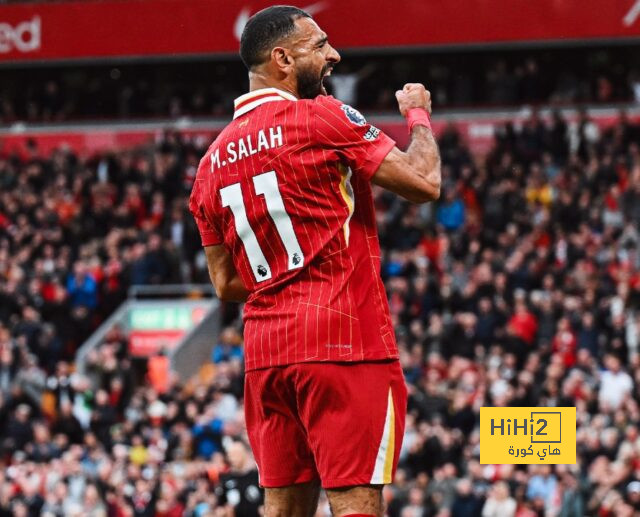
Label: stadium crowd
xmin=1 ymin=104 xmax=640 ymax=516
xmin=2 ymin=47 xmax=640 ymax=123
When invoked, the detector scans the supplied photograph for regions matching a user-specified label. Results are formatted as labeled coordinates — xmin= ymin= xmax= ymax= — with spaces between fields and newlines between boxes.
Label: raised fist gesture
xmin=395 ymin=83 xmax=432 ymax=117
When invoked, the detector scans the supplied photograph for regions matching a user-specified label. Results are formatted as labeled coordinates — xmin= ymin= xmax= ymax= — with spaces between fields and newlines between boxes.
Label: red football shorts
xmin=244 ymin=360 xmax=407 ymax=488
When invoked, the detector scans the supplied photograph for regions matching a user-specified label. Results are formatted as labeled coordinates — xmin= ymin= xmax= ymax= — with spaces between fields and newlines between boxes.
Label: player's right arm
xmin=371 ymin=83 xmax=441 ymax=203
xmin=204 ymin=245 xmax=249 ymax=302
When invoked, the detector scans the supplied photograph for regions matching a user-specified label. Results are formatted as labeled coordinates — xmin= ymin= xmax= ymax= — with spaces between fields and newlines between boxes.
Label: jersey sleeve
xmin=189 ymin=177 xmax=223 ymax=247
xmin=312 ymin=96 xmax=396 ymax=181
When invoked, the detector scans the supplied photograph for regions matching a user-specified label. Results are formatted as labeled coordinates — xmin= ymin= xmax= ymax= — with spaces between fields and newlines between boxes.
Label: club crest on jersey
xmin=340 ymin=104 xmax=367 ymax=126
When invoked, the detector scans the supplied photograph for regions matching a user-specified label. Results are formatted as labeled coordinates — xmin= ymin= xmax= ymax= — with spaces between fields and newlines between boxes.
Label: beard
xmin=296 ymin=63 xmax=333 ymax=99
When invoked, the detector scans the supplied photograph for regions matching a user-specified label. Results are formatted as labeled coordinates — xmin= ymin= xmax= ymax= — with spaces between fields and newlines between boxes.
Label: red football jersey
xmin=189 ymin=87 xmax=398 ymax=371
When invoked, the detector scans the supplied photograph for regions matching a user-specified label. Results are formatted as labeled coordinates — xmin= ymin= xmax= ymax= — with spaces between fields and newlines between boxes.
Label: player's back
xmin=190 ymin=88 xmax=398 ymax=370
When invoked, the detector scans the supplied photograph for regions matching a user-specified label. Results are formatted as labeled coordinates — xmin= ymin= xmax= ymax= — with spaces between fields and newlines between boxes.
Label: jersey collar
xmin=233 ymin=88 xmax=298 ymax=119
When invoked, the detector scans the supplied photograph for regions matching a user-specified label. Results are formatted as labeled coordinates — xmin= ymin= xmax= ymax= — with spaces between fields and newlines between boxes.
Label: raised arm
xmin=372 ymin=83 xmax=441 ymax=203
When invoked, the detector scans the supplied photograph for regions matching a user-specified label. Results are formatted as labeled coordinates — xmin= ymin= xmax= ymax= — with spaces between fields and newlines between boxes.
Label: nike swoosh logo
xmin=233 ymin=2 xmax=329 ymax=41
xmin=623 ymin=0 xmax=640 ymax=26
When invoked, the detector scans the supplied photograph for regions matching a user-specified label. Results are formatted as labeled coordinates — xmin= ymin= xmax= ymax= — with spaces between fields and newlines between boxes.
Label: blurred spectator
xmin=147 ymin=352 xmax=171 ymax=394
xmin=486 ymin=61 xmax=518 ymax=104
xmin=577 ymin=312 xmax=599 ymax=358
xmin=507 ymin=297 xmax=538 ymax=361
xmin=326 ymin=62 xmax=375 ymax=106
xmin=598 ymin=353 xmax=633 ymax=410
xmin=436 ymin=189 xmax=465 ymax=232
xmin=451 ymin=478 xmax=483 ymax=517
xmin=212 ymin=328 xmax=244 ymax=364
xmin=559 ymin=472 xmax=584 ymax=516
xmin=551 ymin=317 xmax=577 ymax=368
xmin=482 ymin=481 xmax=516 ymax=517
xmin=526 ymin=465 xmax=557 ymax=512
xmin=67 ymin=262 xmax=98 ymax=310
xmin=215 ymin=441 xmax=262 ymax=517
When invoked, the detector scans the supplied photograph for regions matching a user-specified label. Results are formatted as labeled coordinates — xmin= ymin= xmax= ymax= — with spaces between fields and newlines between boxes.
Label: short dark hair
xmin=239 ymin=5 xmax=311 ymax=70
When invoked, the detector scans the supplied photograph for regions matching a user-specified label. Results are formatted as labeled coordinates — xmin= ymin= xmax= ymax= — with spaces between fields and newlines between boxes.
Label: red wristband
xmin=406 ymin=107 xmax=432 ymax=133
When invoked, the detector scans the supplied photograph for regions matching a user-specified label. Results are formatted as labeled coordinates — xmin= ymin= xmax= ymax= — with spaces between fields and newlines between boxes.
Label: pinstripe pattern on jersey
xmin=190 ymin=92 xmax=398 ymax=371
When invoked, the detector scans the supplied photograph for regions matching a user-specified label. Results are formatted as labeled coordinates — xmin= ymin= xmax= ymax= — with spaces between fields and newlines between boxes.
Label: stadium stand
xmin=1 ymin=104 xmax=640 ymax=515
xmin=1 ymin=47 xmax=640 ymax=122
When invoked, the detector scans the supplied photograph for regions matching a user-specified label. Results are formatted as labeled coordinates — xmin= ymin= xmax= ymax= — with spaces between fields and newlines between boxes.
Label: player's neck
xmin=248 ymin=71 xmax=299 ymax=99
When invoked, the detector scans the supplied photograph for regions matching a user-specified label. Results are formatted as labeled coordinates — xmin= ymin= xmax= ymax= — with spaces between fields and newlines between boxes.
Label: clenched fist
xmin=395 ymin=83 xmax=432 ymax=118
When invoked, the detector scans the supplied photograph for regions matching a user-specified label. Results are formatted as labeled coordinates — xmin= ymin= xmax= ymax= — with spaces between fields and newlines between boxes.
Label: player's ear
xmin=272 ymin=47 xmax=293 ymax=71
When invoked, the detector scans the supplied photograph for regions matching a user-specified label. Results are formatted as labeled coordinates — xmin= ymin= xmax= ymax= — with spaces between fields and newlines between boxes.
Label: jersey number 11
xmin=220 ymin=170 xmax=304 ymax=283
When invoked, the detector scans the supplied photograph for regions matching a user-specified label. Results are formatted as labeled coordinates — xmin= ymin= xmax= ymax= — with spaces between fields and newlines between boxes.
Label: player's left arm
xmin=371 ymin=84 xmax=441 ymax=203
xmin=189 ymin=175 xmax=248 ymax=303
xmin=204 ymin=245 xmax=249 ymax=302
